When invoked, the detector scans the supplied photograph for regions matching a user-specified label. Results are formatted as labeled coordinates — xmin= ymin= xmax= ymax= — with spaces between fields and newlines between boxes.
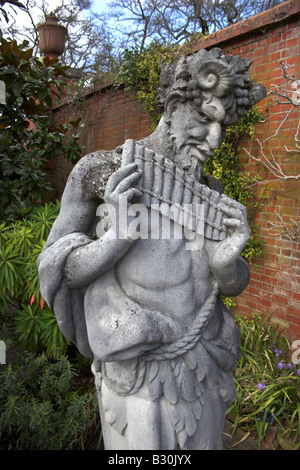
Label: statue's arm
xmin=206 ymin=196 xmax=251 ymax=297
xmin=63 ymin=162 xmax=142 ymax=289
xmin=64 ymin=229 xmax=133 ymax=288
xmin=207 ymin=248 xmax=250 ymax=297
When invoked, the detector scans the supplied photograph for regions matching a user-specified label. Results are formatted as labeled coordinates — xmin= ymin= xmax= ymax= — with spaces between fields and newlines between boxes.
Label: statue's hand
xmin=211 ymin=195 xmax=250 ymax=269
xmin=104 ymin=163 xmax=142 ymax=238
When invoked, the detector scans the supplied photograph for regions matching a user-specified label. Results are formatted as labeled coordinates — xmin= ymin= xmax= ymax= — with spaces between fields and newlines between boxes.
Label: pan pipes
xmin=121 ymin=139 xmax=233 ymax=241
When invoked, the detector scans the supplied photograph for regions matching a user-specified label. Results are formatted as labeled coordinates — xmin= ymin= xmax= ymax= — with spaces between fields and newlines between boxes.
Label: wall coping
xmin=189 ymin=0 xmax=300 ymax=53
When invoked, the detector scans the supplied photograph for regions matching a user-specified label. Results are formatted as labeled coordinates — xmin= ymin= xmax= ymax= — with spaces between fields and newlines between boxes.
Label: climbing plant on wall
xmin=114 ymin=40 xmax=181 ymax=125
xmin=204 ymin=107 xmax=263 ymax=264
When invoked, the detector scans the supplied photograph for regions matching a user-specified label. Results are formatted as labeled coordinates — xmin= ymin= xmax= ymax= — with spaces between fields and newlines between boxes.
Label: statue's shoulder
xmin=71 ymin=146 xmax=123 ymax=177
xmin=67 ymin=146 xmax=123 ymax=201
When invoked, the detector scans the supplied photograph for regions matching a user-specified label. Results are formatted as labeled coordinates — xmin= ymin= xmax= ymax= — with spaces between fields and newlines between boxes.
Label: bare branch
xmin=267 ymin=210 xmax=300 ymax=241
xmin=246 ymin=62 xmax=300 ymax=185
xmin=245 ymin=140 xmax=300 ymax=183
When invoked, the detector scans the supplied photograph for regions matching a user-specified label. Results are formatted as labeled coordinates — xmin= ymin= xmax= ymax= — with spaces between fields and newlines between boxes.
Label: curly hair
xmin=157 ymin=48 xmax=266 ymax=126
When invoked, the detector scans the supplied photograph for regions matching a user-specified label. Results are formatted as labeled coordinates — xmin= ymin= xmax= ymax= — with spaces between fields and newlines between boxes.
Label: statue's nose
xmin=206 ymin=123 xmax=222 ymax=151
xmin=189 ymin=125 xmax=209 ymax=141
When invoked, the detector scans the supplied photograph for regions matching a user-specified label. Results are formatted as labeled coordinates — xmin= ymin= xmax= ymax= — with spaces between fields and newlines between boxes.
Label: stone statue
xmin=38 ymin=48 xmax=266 ymax=450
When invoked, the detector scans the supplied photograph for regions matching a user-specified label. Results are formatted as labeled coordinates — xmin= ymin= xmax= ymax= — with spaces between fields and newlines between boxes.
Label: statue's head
xmin=157 ymin=48 xmax=266 ymax=177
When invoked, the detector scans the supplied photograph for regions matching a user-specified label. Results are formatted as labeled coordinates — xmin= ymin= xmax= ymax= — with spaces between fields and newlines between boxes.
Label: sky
xmin=93 ymin=0 xmax=109 ymax=13
xmin=3 ymin=0 xmax=109 ymax=36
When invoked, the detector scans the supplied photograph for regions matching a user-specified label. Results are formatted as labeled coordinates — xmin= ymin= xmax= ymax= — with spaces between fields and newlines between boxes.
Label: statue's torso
xmin=93 ymin=211 xmax=221 ymax=339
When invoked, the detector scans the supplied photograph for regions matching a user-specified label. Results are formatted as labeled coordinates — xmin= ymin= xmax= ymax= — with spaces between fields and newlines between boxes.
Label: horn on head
xmin=197 ymin=61 xmax=235 ymax=97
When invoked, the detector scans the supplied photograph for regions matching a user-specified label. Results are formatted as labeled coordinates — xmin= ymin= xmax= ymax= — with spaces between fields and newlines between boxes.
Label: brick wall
xmin=50 ymin=0 xmax=300 ymax=342
xmin=49 ymin=82 xmax=152 ymax=195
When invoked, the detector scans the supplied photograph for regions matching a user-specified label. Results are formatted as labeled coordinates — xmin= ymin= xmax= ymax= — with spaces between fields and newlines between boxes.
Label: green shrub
xmin=0 ymin=201 xmax=69 ymax=358
xmin=0 ymin=201 xmax=59 ymax=304
xmin=229 ymin=314 xmax=300 ymax=450
xmin=114 ymin=41 xmax=180 ymax=126
xmin=0 ymin=36 xmax=83 ymax=219
xmin=0 ymin=353 xmax=99 ymax=450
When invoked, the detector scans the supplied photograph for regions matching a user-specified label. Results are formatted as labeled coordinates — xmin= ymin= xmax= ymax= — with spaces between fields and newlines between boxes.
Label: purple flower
xmin=274 ymin=347 xmax=283 ymax=357
xmin=257 ymin=383 xmax=266 ymax=391
xmin=278 ymin=362 xmax=284 ymax=369
xmin=297 ymin=370 xmax=300 ymax=377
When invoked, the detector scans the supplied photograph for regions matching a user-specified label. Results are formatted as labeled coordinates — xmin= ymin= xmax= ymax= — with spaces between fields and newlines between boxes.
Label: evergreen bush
xmin=0 ymin=353 xmax=99 ymax=450
xmin=0 ymin=202 xmax=70 ymax=358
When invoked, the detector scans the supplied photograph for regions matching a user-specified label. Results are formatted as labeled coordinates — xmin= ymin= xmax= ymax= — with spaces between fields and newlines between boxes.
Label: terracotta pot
xmin=36 ymin=14 xmax=67 ymax=59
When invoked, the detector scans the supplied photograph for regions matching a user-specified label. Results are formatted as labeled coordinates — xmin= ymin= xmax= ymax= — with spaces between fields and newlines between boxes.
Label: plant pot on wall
xmin=36 ymin=14 xmax=67 ymax=59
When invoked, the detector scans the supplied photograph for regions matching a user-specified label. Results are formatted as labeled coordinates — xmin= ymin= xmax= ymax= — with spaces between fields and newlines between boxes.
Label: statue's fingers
xmin=122 ymin=187 xmax=143 ymax=201
xmin=219 ymin=202 xmax=244 ymax=221
xmin=220 ymin=194 xmax=247 ymax=219
xmin=223 ymin=217 xmax=251 ymax=241
xmin=114 ymin=171 xmax=142 ymax=195
xmin=105 ymin=163 xmax=138 ymax=195
xmin=121 ymin=139 xmax=136 ymax=167
xmin=223 ymin=217 xmax=241 ymax=228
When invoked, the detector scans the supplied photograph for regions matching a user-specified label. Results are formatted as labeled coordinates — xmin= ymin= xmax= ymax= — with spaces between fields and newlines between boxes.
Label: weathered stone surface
xmin=38 ymin=48 xmax=266 ymax=450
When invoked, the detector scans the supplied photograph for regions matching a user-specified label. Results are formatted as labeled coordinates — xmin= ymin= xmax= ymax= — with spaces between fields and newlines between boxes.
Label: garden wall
xmin=49 ymin=0 xmax=300 ymax=343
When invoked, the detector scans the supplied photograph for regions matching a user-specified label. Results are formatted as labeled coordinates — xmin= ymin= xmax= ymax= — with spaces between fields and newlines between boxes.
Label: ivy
xmin=205 ymin=107 xmax=263 ymax=264
xmin=114 ymin=40 xmax=181 ymax=126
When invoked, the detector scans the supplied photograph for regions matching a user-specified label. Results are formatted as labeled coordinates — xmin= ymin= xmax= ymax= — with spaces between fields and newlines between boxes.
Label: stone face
xmin=38 ymin=48 xmax=266 ymax=450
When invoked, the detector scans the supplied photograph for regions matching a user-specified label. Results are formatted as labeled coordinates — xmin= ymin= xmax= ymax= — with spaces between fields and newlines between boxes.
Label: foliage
xmin=0 ymin=353 xmax=99 ymax=450
xmin=15 ymin=303 xmax=68 ymax=358
xmin=0 ymin=35 xmax=83 ymax=219
xmin=115 ymin=40 xmax=180 ymax=125
xmin=0 ymin=201 xmax=69 ymax=358
xmin=229 ymin=314 xmax=300 ymax=450
xmin=0 ymin=201 xmax=58 ymax=303
xmin=205 ymin=107 xmax=264 ymax=264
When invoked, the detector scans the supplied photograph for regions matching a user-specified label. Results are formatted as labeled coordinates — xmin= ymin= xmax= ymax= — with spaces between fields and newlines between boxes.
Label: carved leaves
xmin=148 ymin=349 xmax=208 ymax=449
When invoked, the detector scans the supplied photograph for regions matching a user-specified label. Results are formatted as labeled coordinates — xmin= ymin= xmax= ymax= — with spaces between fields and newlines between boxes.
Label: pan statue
xmin=38 ymin=48 xmax=266 ymax=450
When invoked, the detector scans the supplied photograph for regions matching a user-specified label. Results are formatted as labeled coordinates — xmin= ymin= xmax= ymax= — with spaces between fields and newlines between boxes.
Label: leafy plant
xmin=0 ymin=201 xmax=59 ymax=305
xmin=0 ymin=36 xmax=83 ymax=219
xmin=229 ymin=314 xmax=300 ymax=450
xmin=15 ymin=303 xmax=68 ymax=358
xmin=0 ymin=353 xmax=100 ymax=450
xmin=0 ymin=245 xmax=24 ymax=301
xmin=205 ymin=107 xmax=263 ymax=264
xmin=115 ymin=40 xmax=180 ymax=125
xmin=0 ymin=201 xmax=69 ymax=357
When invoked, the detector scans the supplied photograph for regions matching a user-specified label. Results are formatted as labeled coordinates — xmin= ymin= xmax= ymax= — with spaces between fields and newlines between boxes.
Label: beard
xmin=168 ymin=131 xmax=204 ymax=181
